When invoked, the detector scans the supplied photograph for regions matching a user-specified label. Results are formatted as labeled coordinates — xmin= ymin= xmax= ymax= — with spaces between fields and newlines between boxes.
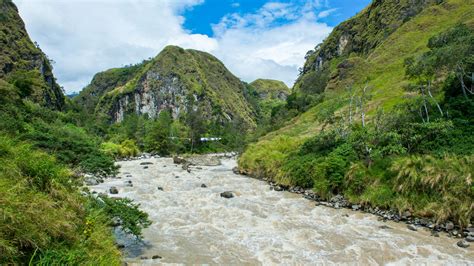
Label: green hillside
xmin=250 ymin=79 xmax=290 ymax=100
xmin=78 ymin=46 xmax=257 ymax=130
xmin=0 ymin=0 xmax=64 ymax=109
xmin=239 ymin=0 xmax=474 ymax=226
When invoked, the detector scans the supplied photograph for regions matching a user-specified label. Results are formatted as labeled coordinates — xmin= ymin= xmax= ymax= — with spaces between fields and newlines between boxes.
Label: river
xmin=90 ymin=155 xmax=473 ymax=265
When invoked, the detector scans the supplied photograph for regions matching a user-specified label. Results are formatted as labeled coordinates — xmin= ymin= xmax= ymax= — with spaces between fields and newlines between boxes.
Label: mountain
xmin=77 ymin=45 xmax=257 ymax=129
xmin=239 ymin=0 xmax=473 ymax=225
xmin=250 ymin=79 xmax=290 ymax=101
xmin=0 ymin=0 xmax=64 ymax=109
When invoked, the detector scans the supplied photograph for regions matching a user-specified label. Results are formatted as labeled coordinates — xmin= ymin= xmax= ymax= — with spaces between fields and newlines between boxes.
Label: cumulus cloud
xmin=211 ymin=1 xmax=332 ymax=86
xmin=14 ymin=0 xmax=332 ymax=93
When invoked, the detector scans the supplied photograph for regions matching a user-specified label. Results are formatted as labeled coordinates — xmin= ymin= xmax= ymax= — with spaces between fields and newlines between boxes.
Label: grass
xmin=239 ymin=0 xmax=473 ymax=179
xmin=0 ymin=136 xmax=121 ymax=264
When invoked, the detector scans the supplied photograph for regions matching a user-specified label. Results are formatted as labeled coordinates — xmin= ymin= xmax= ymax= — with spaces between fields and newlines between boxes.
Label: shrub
xmin=0 ymin=136 xmax=121 ymax=264
xmin=90 ymin=195 xmax=151 ymax=239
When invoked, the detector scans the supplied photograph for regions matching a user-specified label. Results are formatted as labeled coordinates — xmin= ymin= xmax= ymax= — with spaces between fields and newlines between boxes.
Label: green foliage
xmin=0 ymin=136 xmax=121 ymax=265
xmin=0 ymin=0 xmax=65 ymax=109
xmin=90 ymin=195 xmax=152 ymax=239
xmin=101 ymin=139 xmax=139 ymax=159
xmin=391 ymin=155 xmax=473 ymax=227
xmin=22 ymin=120 xmax=118 ymax=176
xmin=144 ymin=110 xmax=174 ymax=155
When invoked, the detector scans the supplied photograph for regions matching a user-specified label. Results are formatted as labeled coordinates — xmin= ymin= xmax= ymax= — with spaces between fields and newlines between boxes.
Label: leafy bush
xmin=90 ymin=195 xmax=152 ymax=239
xmin=101 ymin=139 xmax=139 ymax=159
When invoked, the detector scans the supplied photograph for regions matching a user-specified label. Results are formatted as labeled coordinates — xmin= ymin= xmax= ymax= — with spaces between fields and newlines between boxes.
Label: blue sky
xmin=15 ymin=0 xmax=372 ymax=93
xmin=183 ymin=0 xmax=371 ymax=36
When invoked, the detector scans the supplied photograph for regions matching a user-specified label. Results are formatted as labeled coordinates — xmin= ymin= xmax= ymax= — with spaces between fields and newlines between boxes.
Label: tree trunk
xmin=427 ymin=81 xmax=443 ymax=117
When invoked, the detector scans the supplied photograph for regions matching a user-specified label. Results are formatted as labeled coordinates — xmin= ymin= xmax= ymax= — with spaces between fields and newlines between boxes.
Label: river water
xmin=90 ymin=156 xmax=473 ymax=265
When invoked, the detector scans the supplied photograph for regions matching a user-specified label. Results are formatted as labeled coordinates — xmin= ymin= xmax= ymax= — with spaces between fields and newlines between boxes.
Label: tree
xmin=144 ymin=110 xmax=173 ymax=155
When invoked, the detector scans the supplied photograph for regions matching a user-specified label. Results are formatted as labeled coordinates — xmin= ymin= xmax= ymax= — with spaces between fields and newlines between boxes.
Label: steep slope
xmin=74 ymin=63 xmax=144 ymax=114
xmin=0 ymin=0 xmax=64 ymax=109
xmin=250 ymin=79 xmax=290 ymax=101
xmin=78 ymin=46 xmax=257 ymax=129
xmin=239 ymin=0 xmax=473 ymax=224
xmin=240 ymin=0 xmax=473 ymax=176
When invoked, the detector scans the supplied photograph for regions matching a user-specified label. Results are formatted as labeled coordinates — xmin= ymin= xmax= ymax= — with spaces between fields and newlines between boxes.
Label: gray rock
xmin=173 ymin=156 xmax=186 ymax=164
xmin=407 ymin=224 xmax=418 ymax=231
xmin=379 ymin=225 xmax=392 ymax=229
xmin=109 ymin=187 xmax=119 ymax=194
xmin=157 ymin=187 xmax=164 ymax=191
xmin=446 ymin=221 xmax=454 ymax=231
xmin=274 ymin=186 xmax=283 ymax=192
xmin=431 ymin=231 xmax=440 ymax=237
xmin=465 ymin=236 xmax=474 ymax=242
xmin=232 ymin=167 xmax=240 ymax=174
xmin=85 ymin=177 xmax=99 ymax=186
xmin=352 ymin=204 xmax=360 ymax=211
xmin=143 ymin=166 xmax=149 ymax=169
xmin=220 ymin=191 xmax=234 ymax=199
xmin=201 ymin=184 xmax=207 ymax=188
xmin=140 ymin=256 xmax=149 ymax=260
xmin=457 ymin=240 xmax=470 ymax=248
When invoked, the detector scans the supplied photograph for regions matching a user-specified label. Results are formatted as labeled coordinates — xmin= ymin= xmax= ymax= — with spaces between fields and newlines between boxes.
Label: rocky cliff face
xmin=78 ymin=46 xmax=257 ymax=129
xmin=0 ymin=0 xmax=65 ymax=109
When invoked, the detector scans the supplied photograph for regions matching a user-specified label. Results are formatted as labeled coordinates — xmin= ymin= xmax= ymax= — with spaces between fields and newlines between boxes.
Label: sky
xmin=14 ymin=0 xmax=371 ymax=93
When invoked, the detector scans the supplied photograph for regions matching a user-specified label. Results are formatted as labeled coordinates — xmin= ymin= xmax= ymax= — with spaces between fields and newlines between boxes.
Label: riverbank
xmin=88 ymin=154 xmax=473 ymax=264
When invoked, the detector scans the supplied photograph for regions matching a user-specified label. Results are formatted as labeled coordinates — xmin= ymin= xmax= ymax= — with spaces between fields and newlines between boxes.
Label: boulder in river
xmin=457 ymin=240 xmax=470 ymax=248
xmin=465 ymin=236 xmax=474 ymax=242
xmin=201 ymin=184 xmax=207 ymax=188
xmin=173 ymin=156 xmax=186 ymax=164
xmin=407 ymin=224 xmax=418 ymax=231
xmin=274 ymin=186 xmax=283 ymax=191
xmin=109 ymin=187 xmax=119 ymax=194
xmin=157 ymin=187 xmax=164 ymax=191
xmin=220 ymin=191 xmax=234 ymax=198
xmin=84 ymin=176 xmax=99 ymax=186
xmin=152 ymin=255 xmax=162 ymax=259
xmin=232 ymin=167 xmax=240 ymax=174
xmin=140 ymin=162 xmax=153 ymax=165
xmin=143 ymin=166 xmax=149 ymax=169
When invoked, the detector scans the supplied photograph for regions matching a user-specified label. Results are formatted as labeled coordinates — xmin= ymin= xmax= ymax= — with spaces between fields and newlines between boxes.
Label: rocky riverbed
xmin=88 ymin=154 xmax=473 ymax=265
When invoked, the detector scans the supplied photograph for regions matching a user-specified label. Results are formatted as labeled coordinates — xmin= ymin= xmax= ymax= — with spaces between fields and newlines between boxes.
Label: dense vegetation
xmin=0 ymin=1 xmax=150 ymax=264
xmin=239 ymin=0 xmax=473 ymax=227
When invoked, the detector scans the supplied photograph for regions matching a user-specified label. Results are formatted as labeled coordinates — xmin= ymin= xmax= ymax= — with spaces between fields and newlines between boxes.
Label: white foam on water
xmin=90 ymin=157 xmax=474 ymax=265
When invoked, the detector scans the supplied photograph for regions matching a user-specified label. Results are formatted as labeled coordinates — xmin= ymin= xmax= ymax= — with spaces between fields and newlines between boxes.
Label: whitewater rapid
xmin=90 ymin=156 xmax=473 ymax=265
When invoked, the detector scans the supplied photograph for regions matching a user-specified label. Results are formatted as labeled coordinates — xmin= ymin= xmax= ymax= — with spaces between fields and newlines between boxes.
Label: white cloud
xmin=210 ymin=1 xmax=332 ymax=87
xmin=14 ymin=0 xmax=332 ymax=93
xmin=318 ymin=8 xmax=338 ymax=19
